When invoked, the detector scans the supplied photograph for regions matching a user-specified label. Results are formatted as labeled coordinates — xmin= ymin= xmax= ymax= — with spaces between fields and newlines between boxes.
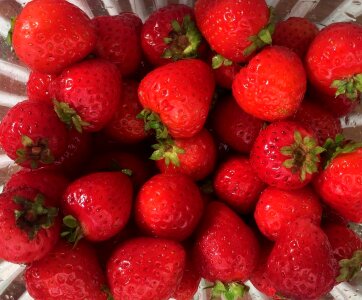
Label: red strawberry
xmin=195 ymin=0 xmax=272 ymax=63
xmin=50 ymin=59 xmax=122 ymax=132
xmin=306 ymin=22 xmax=362 ymax=102
xmin=0 ymin=100 xmax=68 ymax=169
xmin=93 ymin=13 xmax=143 ymax=77
xmin=212 ymin=60 xmax=241 ymax=89
xmin=25 ymin=240 xmax=108 ymax=300
xmin=12 ymin=0 xmax=96 ymax=74
xmin=273 ymin=17 xmax=318 ymax=58
xmin=107 ymin=237 xmax=186 ymax=300
xmin=211 ymin=95 xmax=265 ymax=153
xmin=141 ymin=4 xmax=202 ymax=66
xmin=27 ymin=71 xmax=56 ymax=102
xmin=62 ymin=172 xmax=133 ymax=242
xmin=135 ymin=174 xmax=203 ymax=241
xmin=250 ymin=121 xmax=324 ymax=190
xmin=155 ymin=128 xmax=217 ymax=181
xmin=254 ymin=186 xmax=323 ymax=240
xmin=232 ymin=46 xmax=307 ymax=121
xmin=0 ymin=188 xmax=60 ymax=263
xmin=267 ymin=218 xmax=338 ymax=300
xmin=213 ymin=156 xmax=265 ymax=214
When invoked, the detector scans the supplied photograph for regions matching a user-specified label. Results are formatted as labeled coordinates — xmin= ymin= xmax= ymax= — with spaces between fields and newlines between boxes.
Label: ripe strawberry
xmin=135 ymin=174 xmax=203 ymax=241
xmin=50 ymin=59 xmax=122 ymax=132
xmin=267 ymin=218 xmax=338 ymax=300
xmin=211 ymin=96 xmax=265 ymax=153
xmin=141 ymin=4 xmax=202 ymax=66
xmin=0 ymin=100 xmax=68 ymax=169
xmin=62 ymin=172 xmax=133 ymax=242
xmin=250 ymin=121 xmax=324 ymax=189
xmin=27 ymin=71 xmax=56 ymax=102
xmin=273 ymin=17 xmax=318 ymax=58
xmin=93 ymin=13 xmax=142 ymax=77
xmin=213 ymin=156 xmax=265 ymax=214
xmin=107 ymin=237 xmax=186 ymax=300
xmin=155 ymin=128 xmax=217 ymax=181
xmin=0 ymin=188 xmax=60 ymax=263
xmin=195 ymin=0 xmax=272 ymax=63
xmin=254 ymin=186 xmax=323 ymax=240
xmin=306 ymin=22 xmax=362 ymax=102
xmin=12 ymin=0 xmax=96 ymax=74
xmin=212 ymin=60 xmax=241 ymax=89
xmin=233 ymin=46 xmax=307 ymax=121
xmin=25 ymin=240 xmax=108 ymax=300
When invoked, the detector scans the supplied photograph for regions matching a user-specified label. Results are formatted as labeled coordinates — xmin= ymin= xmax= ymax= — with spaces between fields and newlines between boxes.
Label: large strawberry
xmin=0 ymin=100 xmax=68 ymax=169
xmin=12 ymin=0 xmax=96 ymax=74
xmin=107 ymin=237 xmax=186 ymax=300
xmin=27 ymin=71 xmax=56 ymax=102
xmin=233 ymin=46 xmax=307 ymax=121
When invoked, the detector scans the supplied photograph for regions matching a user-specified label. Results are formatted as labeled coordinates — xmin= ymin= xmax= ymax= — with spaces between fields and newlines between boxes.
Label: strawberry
xmin=27 ymin=71 xmax=56 ymax=102
xmin=155 ymin=128 xmax=217 ymax=181
xmin=213 ymin=156 xmax=265 ymax=214
xmin=211 ymin=95 xmax=265 ymax=153
xmin=93 ymin=13 xmax=143 ymax=77
xmin=135 ymin=174 xmax=203 ymax=241
xmin=250 ymin=121 xmax=324 ymax=189
xmin=0 ymin=188 xmax=60 ymax=263
xmin=50 ymin=59 xmax=122 ymax=132
xmin=12 ymin=0 xmax=96 ymax=74
xmin=212 ymin=60 xmax=241 ymax=89
xmin=232 ymin=46 xmax=307 ymax=121
xmin=107 ymin=237 xmax=186 ymax=300
xmin=306 ymin=22 xmax=362 ymax=102
xmin=141 ymin=4 xmax=202 ymax=66
xmin=267 ymin=218 xmax=338 ymax=300
xmin=195 ymin=0 xmax=272 ymax=63
xmin=0 ymin=100 xmax=68 ymax=169
xmin=25 ymin=240 xmax=108 ymax=300
xmin=273 ymin=17 xmax=318 ymax=58
xmin=254 ymin=186 xmax=323 ymax=240
xmin=62 ymin=172 xmax=133 ymax=242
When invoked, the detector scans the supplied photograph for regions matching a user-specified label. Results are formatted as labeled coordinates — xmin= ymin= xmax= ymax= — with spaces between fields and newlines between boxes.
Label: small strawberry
xmin=250 ymin=121 xmax=324 ymax=189
xmin=232 ymin=46 xmax=307 ymax=121
xmin=61 ymin=172 xmax=133 ymax=242
xmin=267 ymin=218 xmax=338 ymax=300
xmin=135 ymin=174 xmax=203 ymax=241
xmin=212 ymin=59 xmax=241 ymax=89
xmin=0 ymin=188 xmax=60 ymax=263
xmin=213 ymin=156 xmax=265 ymax=214
xmin=107 ymin=237 xmax=186 ymax=300
xmin=254 ymin=186 xmax=323 ymax=240
xmin=27 ymin=71 xmax=56 ymax=102
xmin=25 ymin=240 xmax=108 ymax=300
xmin=93 ymin=12 xmax=143 ymax=77
xmin=12 ymin=0 xmax=96 ymax=74
xmin=0 ymin=100 xmax=68 ymax=169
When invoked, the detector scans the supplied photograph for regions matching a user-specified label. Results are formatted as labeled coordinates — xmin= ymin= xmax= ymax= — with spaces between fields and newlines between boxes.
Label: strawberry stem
xmin=211 ymin=281 xmax=249 ymax=300
xmin=331 ymin=74 xmax=362 ymax=101
xmin=336 ymin=250 xmax=362 ymax=282
xmin=61 ymin=215 xmax=83 ymax=245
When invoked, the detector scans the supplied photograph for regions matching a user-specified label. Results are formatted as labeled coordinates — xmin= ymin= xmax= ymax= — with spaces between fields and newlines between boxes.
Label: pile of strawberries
xmin=0 ymin=0 xmax=362 ymax=299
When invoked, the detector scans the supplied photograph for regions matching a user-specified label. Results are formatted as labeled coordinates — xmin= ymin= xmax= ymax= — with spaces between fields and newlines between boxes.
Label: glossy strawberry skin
xmin=213 ymin=156 xmax=265 ymax=214
xmin=93 ymin=13 xmax=142 ymax=77
xmin=135 ymin=174 xmax=203 ymax=241
xmin=27 ymin=71 xmax=56 ymax=102
xmin=107 ymin=237 xmax=186 ymax=300
xmin=195 ymin=0 xmax=269 ymax=62
xmin=314 ymin=148 xmax=362 ymax=223
xmin=233 ymin=46 xmax=306 ymax=121
xmin=25 ymin=240 xmax=107 ymax=300
xmin=193 ymin=201 xmax=260 ymax=282
xmin=138 ymin=59 xmax=215 ymax=138
xmin=267 ymin=219 xmax=338 ymax=300
xmin=62 ymin=172 xmax=133 ymax=241
xmin=156 ymin=128 xmax=217 ymax=181
xmin=254 ymin=186 xmax=323 ymax=241
xmin=13 ymin=0 xmax=96 ymax=74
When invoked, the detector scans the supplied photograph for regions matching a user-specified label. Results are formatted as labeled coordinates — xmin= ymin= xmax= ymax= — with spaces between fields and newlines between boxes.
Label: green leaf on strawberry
xmin=331 ymin=73 xmax=362 ymax=101
xmin=5 ymin=16 xmax=16 ymax=48
xmin=212 ymin=54 xmax=233 ymax=69
xmin=61 ymin=215 xmax=83 ymax=245
xmin=211 ymin=281 xmax=249 ymax=300
xmin=336 ymin=250 xmax=362 ymax=283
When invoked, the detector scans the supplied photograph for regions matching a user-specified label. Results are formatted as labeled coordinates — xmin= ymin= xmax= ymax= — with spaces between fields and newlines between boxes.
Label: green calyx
xmin=336 ymin=250 xmax=362 ymax=282
xmin=162 ymin=14 xmax=202 ymax=61
xmin=13 ymin=193 xmax=58 ymax=240
xmin=61 ymin=215 xmax=83 ymax=245
xmin=53 ymin=99 xmax=90 ymax=133
xmin=5 ymin=16 xmax=16 ymax=48
xmin=137 ymin=109 xmax=169 ymax=140
xmin=331 ymin=74 xmax=362 ymax=101
xmin=16 ymin=135 xmax=54 ymax=169
xmin=101 ymin=285 xmax=114 ymax=300
xmin=280 ymin=131 xmax=325 ymax=181
xmin=211 ymin=281 xmax=249 ymax=300
xmin=212 ymin=54 xmax=233 ymax=69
